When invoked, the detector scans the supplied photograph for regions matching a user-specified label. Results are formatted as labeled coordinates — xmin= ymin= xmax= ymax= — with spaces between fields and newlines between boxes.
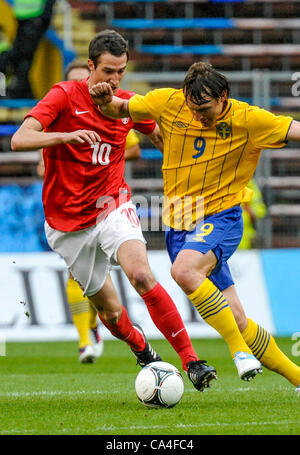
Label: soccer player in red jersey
xmin=11 ymin=30 xmax=217 ymax=391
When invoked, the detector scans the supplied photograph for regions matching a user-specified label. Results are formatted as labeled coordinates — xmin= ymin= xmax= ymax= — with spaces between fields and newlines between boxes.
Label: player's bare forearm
xmin=101 ymin=96 xmax=129 ymax=118
xmin=89 ymin=82 xmax=130 ymax=119
xmin=12 ymin=127 xmax=70 ymax=150
xmin=147 ymin=125 xmax=164 ymax=154
xmin=11 ymin=117 xmax=100 ymax=151
xmin=286 ymin=120 xmax=300 ymax=141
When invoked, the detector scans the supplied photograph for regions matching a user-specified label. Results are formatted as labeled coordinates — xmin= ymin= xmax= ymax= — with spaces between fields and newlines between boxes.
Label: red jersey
xmin=26 ymin=80 xmax=156 ymax=231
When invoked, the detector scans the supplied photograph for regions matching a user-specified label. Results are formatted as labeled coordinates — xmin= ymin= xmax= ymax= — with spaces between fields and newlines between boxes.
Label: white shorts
xmin=45 ymin=201 xmax=146 ymax=296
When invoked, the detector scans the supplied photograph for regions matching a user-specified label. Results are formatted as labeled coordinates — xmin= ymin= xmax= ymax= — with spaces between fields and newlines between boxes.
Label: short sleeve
xmin=25 ymin=85 xmax=68 ymax=130
xmin=247 ymin=106 xmax=293 ymax=149
xmin=129 ymin=88 xmax=176 ymax=123
xmin=132 ymin=119 xmax=156 ymax=135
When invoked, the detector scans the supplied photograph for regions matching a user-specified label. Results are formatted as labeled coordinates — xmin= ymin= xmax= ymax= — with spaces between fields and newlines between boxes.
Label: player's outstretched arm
xmin=286 ymin=120 xmax=300 ymax=141
xmin=11 ymin=117 xmax=101 ymax=151
xmin=89 ymin=82 xmax=130 ymax=119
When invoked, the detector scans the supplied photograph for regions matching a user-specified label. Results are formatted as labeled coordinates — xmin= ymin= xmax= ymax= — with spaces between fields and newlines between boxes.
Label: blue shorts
xmin=165 ymin=206 xmax=243 ymax=291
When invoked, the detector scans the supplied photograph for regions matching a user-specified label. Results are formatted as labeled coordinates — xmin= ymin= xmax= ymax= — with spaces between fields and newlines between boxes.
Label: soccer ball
xmin=135 ymin=361 xmax=184 ymax=408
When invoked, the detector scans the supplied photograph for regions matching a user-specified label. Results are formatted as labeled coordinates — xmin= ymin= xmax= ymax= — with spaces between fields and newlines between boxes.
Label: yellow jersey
xmin=129 ymin=88 xmax=292 ymax=229
xmin=239 ymin=179 xmax=267 ymax=249
xmin=125 ymin=129 xmax=140 ymax=149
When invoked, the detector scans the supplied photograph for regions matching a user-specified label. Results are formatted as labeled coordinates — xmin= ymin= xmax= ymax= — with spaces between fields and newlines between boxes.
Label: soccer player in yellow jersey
xmin=90 ymin=61 xmax=300 ymax=392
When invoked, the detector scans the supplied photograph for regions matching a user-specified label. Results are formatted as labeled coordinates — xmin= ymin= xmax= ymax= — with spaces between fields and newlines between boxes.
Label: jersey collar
xmin=216 ymin=99 xmax=232 ymax=121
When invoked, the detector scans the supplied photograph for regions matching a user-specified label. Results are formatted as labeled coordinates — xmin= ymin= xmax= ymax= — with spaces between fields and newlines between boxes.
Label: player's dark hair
xmin=64 ymin=60 xmax=90 ymax=80
xmin=89 ymin=30 xmax=129 ymax=67
xmin=183 ymin=62 xmax=230 ymax=105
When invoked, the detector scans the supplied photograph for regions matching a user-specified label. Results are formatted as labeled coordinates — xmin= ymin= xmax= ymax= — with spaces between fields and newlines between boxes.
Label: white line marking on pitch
xmin=185 ymin=386 xmax=293 ymax=393
xmin=94 ymin=420 xmax=300 ymax=432
xmin=0 ymin=386 xmax=294 ymax=398
xmin=0 ymin=390 xmax=117 ymax=398
xmin=1 ymin=420 xmax=299 ymax=435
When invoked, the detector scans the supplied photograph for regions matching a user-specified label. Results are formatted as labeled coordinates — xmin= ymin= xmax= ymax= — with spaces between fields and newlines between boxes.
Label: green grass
xmin=0 ymin=338 xmax=299 ymax=435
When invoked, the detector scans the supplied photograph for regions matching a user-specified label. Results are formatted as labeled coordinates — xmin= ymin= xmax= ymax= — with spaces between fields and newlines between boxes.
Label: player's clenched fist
xmin=63 ymin=130 xmax=101 ymax=145
xmin=89 ymin=82 xmax=114 ymax=105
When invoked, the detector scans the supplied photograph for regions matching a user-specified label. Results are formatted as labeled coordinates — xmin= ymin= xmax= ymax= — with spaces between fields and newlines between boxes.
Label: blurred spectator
xmin=0 ymin=0 xmax=56 ymax=98
xmin=64 ymin=59 xmax=90 ymax=82
xmin=0 ymin=31 xmax=10 ymax=55
xmin=239 ymin=179 xmax=267 ymax=249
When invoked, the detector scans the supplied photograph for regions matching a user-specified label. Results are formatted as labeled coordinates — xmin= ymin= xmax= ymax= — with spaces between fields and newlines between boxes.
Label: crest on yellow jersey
xmin=175 ymin=121 xmax=188 ymax=129
xmin=216 ymin=122 xmax=231 ymax=139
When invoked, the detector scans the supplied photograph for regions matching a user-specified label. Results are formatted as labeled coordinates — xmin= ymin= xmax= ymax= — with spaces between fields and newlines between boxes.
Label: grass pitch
xmin=1 ymin=338 xmax=299 ymax=435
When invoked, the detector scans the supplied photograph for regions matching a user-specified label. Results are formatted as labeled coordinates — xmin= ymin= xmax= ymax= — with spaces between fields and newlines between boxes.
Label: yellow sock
xmin=188 ymin=278 xmax=253 ymax=358
xmin=89 ymin=302 xmax=98 ymax=330
xmin=66 ymin=277 xmax=92 ymax=349
xmin=242 ymin=318 xmax=300 ymax=387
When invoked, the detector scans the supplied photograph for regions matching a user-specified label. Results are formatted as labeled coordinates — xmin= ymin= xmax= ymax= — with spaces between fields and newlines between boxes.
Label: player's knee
xmin=100 ymin=310 xmax=121 ymax=325
xmin=171 ymin=264 xmax=206 ymax=294
xmin=171 ymin=266 xmax=192 ymax=291
xmin=127 ymin=268 xmax=155 ymax=294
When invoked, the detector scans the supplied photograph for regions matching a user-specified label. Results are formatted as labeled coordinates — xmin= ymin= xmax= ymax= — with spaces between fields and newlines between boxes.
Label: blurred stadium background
xmin=0 ymin=0 xmax=300 ymax=343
